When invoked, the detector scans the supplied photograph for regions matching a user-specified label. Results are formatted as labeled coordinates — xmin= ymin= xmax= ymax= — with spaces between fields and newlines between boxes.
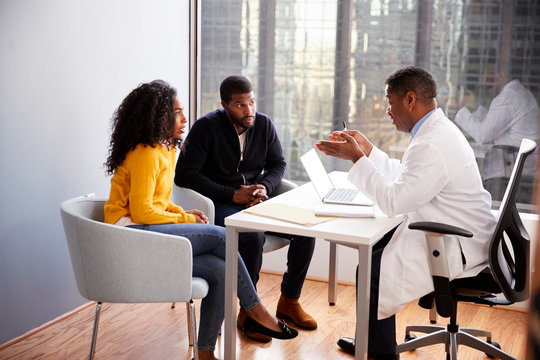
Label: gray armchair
xmin=60 ymin=196 xmax=209 ymax=360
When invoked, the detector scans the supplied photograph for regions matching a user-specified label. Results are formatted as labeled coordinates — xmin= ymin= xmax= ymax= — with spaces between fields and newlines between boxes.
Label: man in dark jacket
xmin=175 ymin=75 xmax=317 ymax=342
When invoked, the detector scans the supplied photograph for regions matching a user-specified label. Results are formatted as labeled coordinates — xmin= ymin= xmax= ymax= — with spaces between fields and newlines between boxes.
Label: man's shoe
xmin=337 ymin=337 xmax=399 ymax=359
xmin=373 ymin=354 xmax=399 ymax=360
xmin=337 ymin=337 xmax=355 ymax=355
xmin=276 ymin=294 xmax=318 ymax=330
xmin=237 ymin=308 xmax=272 ymax=343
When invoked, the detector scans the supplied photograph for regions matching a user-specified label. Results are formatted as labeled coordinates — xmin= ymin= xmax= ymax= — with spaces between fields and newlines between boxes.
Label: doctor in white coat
xmin=316 ymin=66 xmax=497 ymax=360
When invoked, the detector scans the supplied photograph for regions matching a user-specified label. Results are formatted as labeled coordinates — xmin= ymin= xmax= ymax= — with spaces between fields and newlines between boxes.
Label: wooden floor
xmin=0 ymin=272 xmax=527 ymax=360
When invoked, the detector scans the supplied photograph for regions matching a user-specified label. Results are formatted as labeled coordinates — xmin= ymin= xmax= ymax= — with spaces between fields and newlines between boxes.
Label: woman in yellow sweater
xmin=104 ymin=80 xmax=297 ymax=360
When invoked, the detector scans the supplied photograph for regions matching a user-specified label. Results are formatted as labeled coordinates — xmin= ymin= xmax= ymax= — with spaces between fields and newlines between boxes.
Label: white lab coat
xmin=455 ymin=79 xmax=539 ymax=179
xmin=348 ymin=109 xmax=497 ymax=319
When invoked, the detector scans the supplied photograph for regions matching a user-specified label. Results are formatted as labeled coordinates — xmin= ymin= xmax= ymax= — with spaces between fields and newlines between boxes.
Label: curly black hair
xmin=104 ymin=80 xmax=179 ymax=175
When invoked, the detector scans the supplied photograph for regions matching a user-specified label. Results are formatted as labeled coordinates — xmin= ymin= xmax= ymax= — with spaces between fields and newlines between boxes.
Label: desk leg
xmin=225 ymin=226 xmax=239 ymax=360
xmin=355 ymin=245 xmax=371 ymax=360
xmin=429 ymin=306 xmax=437 ymax=324
xmin=328 ymin=241 xmax=338 ymax=305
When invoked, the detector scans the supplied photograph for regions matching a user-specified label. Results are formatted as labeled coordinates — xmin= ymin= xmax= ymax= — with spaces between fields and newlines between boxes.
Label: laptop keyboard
xmin=327 ymin=188 xmax=358 ymax=202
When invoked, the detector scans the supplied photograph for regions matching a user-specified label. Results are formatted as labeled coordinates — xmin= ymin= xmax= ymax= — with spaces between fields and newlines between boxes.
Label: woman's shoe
xmin=237 ymin=308 xmax=272 ymax=343
xmin=242 ymin=316 xmax=298 ymax=340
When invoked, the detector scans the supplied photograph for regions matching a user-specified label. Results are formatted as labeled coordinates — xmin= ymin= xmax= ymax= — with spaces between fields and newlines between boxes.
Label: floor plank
xmin=0 ymin=272 xmax=527 ymax=359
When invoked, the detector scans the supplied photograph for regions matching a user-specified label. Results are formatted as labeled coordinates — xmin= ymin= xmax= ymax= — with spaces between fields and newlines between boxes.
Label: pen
xmin=342 ymin=121 xmax=348 ymax=131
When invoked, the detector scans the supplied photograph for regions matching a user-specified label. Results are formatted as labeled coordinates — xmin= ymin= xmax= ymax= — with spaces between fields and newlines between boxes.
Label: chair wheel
xmin=405 ymin=333 xmax=417 ymax=342
xmin=485 ymin=341 xmax=501 ymax=358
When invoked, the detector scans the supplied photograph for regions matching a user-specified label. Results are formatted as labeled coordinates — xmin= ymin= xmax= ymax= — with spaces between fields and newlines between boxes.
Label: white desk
xmin=224 ymin=172 xmax=403 ymax=360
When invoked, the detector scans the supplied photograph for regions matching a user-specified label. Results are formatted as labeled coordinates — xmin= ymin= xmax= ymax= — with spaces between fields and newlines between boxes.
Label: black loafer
xmin=243 ymin=316 xmax=298 ymax=340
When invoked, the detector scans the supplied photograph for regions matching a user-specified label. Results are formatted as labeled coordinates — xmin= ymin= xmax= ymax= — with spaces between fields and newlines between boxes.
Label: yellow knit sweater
xmin=104 ymin=144 xmax=196 ymax=225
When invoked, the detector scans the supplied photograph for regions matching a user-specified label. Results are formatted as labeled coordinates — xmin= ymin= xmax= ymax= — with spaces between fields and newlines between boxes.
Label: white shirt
xmin=455 ymin=79 xmax=539 ymax=179
xmin=348 ymin=108 xmax=497 ymax=319
xmin=238 ymin=131 xmax=247 ymax=161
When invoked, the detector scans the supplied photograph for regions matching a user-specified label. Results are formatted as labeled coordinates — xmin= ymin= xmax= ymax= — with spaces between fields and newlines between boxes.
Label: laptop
xmin=300 ymin=148 xmax=373 ymax=206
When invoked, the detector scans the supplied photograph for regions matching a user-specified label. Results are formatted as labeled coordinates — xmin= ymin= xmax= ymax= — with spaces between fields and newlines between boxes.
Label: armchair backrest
xmin=60 ymin=197 xmax=194 ymax=303
xmin=489 ymin=138 xmax=536 ymax=303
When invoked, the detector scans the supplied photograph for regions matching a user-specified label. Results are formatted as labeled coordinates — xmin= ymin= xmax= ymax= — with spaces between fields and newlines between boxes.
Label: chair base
xmin=396 ymin=323 xmax=516 ymax=360
xmin=89 ymin=301 xmax=199 ymax=360
xmin=89 ymin=302 xmax=102 ymax=360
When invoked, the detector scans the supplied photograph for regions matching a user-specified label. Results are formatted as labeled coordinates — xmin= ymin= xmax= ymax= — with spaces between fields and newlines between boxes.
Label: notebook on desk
xmin=300 ymin=148 xmax=373 ymax=206
xmin=243 ymin=202 xmax=336 ymax=226
xmin=313 ymin=203 xmax=374 ymax=218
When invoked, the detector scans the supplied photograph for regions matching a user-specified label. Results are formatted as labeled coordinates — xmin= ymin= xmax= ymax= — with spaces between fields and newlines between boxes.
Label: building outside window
xmin=195 ymin=0 xmax=540 ymax=211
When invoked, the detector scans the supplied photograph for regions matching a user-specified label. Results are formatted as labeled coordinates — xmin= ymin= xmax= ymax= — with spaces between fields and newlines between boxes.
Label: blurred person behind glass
xmin=455 ymin=71 xmax=540 ymax=202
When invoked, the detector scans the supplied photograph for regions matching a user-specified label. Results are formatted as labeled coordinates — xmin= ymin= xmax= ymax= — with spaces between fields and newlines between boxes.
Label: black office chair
xmin=396 ymin=138 xmax=536 ymax=360
xmin=482 ymin=144 xmax=536 ymax=203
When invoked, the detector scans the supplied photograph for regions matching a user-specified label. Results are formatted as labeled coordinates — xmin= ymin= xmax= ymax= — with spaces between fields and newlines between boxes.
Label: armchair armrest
xmin=270 ymin=178 xmax=298 ymax=197
xmin=172 ymin=186 xmax=215 ymax=224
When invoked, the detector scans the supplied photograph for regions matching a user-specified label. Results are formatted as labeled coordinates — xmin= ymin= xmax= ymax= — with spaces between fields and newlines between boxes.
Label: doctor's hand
xmin=328 ymin=130 xmax=374 ymax=157
xmin=233 ymin=184 xmax=268 ymax=207
xmin=187 ymin=209 xmax=209 ymax=224
xmin=315 ymin=132 xmax=365 ymax=163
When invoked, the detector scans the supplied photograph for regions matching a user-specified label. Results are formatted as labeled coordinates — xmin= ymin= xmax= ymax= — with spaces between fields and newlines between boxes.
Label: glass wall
xmin=197 ymin=0 xmax=540 ymax=210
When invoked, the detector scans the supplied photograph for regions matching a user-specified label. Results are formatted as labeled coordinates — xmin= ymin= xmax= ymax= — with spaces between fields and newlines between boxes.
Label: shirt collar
xmin=410 ymin=108 xmax=437 ymax=138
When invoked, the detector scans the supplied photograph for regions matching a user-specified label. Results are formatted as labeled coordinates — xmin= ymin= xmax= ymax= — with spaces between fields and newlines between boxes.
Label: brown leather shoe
xmin=276 ymin=294 xmax=318 ymax=330
xmin=237 ymin=308 xmax=272 ymax=343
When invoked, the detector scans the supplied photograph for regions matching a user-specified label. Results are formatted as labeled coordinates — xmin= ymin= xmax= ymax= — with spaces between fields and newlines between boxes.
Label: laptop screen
xmin=300 ymin=149 xmax=334 ymax=199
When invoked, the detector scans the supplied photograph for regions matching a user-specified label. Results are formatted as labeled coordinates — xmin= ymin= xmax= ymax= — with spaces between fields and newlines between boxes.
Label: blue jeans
xmin=129 ymin=223 xmax=260 ymax=351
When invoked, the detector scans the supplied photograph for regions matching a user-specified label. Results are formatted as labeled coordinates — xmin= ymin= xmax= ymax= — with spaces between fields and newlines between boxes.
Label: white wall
xmin=0 ymin=0 xmax=189 ymax=343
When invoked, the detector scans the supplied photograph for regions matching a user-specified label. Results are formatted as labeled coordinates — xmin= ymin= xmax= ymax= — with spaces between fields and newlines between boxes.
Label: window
xmin=194 ymin=0 xmax=540 ymax=210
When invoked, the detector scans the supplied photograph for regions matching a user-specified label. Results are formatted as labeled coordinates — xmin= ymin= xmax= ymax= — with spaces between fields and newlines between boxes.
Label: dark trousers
xmin=357 ymin=226 xmax=398 ymax=357
xmin=215 ymin=203 xmax=315 ymax=298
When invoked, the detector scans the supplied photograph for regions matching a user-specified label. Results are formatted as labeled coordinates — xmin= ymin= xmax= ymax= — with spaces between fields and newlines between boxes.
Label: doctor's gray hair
xmin=385 ymin=66 xmax=437 ymax=103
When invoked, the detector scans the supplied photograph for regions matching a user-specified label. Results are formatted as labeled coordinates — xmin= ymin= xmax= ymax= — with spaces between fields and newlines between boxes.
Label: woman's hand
xmin=187 ymin=209 xmax=209 ymax=224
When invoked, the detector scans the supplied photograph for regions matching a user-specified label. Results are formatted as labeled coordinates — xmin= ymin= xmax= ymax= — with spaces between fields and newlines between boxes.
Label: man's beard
xmin=231 ymin=114 xmax=254 ymax=131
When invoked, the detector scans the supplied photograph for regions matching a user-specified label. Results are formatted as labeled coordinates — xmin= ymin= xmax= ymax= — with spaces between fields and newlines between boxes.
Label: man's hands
xmin=315 ymin=130 xmax=373 ymax=162
xmin=233 ymin=184 xmax=268 ymax=207
xmin=186 ymin=209 xmax=209 ymax=224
